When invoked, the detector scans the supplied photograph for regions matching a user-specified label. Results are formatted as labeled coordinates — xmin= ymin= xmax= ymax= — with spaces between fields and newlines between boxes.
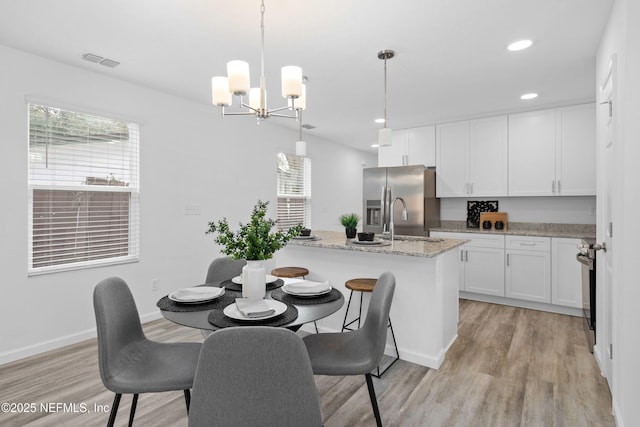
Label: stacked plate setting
xmin=168 ymin=286 xmax=225 ymax=304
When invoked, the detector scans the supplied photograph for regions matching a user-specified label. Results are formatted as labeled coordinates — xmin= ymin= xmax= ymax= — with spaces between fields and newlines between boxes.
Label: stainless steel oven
xmin=577 ymin=239 xmax=596 ymax=351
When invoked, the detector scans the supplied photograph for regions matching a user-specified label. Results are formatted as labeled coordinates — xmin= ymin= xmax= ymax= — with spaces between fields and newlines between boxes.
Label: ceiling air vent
xmin=82 ymin=52 xmax=103 ymax=63
xmin=99 ymin=58 xmax=120 ymax=68
xmin=82 ymin=52 xmax=120 ymax=68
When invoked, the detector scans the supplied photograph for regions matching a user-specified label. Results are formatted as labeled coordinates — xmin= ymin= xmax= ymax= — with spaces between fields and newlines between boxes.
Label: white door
xmin=597 ymin=56 xmax=615 ymax=384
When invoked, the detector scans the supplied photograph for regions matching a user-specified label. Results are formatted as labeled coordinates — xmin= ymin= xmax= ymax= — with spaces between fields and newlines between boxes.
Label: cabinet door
xmin=436 ymin=121 xmax=469 ymax=197
xmin=378 ymin=130 xmax=408 ymax=167
xmin=508 ymin=109 xmax=556 ymax=196
xmin=505 ymin=249 xmax=551 ymax=303
xmin=463 ymin=246 xmax=505 ymax=296
xmin=469 ymin=116 xmax=508 ymax=196
xmin=407 ymin=125 xmax=436 ymax=167
xmin=556 ymin=104 xmax=596 ymax=195
xmin=551 ymin=238 xmax=582 ymax=308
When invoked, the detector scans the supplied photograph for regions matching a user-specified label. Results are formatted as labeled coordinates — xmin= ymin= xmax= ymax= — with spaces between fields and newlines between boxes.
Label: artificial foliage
xmin=206 ymin=200 xmax=303 ymax=260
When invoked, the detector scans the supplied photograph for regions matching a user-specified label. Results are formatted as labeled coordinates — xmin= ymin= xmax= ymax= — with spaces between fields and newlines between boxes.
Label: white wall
xmin=440 ymin=196 xmax=596 ymax=224
xmin=596 ymin=0 xmax=640 ymax=426
xmin=0 ymin=44 xmax=375 ymax=363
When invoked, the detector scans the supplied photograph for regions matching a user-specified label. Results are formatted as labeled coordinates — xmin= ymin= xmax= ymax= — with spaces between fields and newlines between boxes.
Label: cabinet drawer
xmin=431 ymin=232 xmax=504 ymax=248
xmin=505 ymin=235 xmax=550 ymax=252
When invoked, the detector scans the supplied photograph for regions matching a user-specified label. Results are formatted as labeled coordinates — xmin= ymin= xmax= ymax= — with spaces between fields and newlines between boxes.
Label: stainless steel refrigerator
xmin=363 ymin=165 xmax=440 ymax=236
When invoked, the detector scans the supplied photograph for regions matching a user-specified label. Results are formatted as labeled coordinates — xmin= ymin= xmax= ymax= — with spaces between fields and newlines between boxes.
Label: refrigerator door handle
xmin=383 ymin=185 xmax=392 ymax=234
xmin=381 ymin=185 xmax=388 ymax=233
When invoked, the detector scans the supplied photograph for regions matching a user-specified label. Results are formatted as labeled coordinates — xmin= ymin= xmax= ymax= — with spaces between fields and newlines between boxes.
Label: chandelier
xmin=211 ymin=0 xmax=306 ymax=122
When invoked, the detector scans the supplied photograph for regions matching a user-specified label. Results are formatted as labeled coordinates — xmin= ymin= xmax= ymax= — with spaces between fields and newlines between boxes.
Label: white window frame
xmin=276 ymin=153 xmax=311 ymax=231
xmin=27 ymin=101 xmax=140 ymax=275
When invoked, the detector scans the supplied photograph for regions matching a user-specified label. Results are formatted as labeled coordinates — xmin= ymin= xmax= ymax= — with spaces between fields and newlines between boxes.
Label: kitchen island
xmin=275 ymin=230 xmax=466 ymax=369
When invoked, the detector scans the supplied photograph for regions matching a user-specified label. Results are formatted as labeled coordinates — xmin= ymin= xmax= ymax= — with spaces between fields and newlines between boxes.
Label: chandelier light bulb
xmin=227 ymin=60 xmax=250 ymax=95
xmin=211 ymin=77 xmax=232 ymax=106
xmin=281 ymin=66 xmax=302 ymax=98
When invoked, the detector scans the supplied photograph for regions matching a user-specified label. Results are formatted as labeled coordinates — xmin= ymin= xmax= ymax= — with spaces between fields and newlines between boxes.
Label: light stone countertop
xmin=285 ymin=230 xmax=467 ymax=258
xmin=430 ymin=221 xmax=596 ymax=240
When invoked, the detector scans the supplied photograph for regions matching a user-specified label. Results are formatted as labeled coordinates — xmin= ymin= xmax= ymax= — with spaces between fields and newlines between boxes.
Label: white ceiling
xmin=0 ymin=0 xmax=613 ymax=152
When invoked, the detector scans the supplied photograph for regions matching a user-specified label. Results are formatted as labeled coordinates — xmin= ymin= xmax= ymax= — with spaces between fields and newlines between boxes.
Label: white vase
xmin=242 ymin=260 xmax=266 ymax=299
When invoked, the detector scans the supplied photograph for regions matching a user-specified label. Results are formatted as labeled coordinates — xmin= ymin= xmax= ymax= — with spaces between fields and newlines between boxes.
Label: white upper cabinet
xmin=469 ymin=116 xmax=508 ymax=196
xmin=508 ymin=108 xmax=557 ymax=196
xmin=508 ymin=103 xmax=596 ymax=196
xmin=555 ymin=103 xmax=596 ymax=195
xmin=378 ymin=125 xmax=435 ymax=167
xmin=436 ymin=121 xmax=468 ymax=196
xmin=436 ymin=116 xmax=508 ymax=197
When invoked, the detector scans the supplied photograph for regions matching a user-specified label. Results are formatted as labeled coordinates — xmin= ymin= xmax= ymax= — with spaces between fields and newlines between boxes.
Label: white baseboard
xmin=459 ymin=292 xmax=583 ymax=317
xmin=0 ymin=311 xmax=163 ymax=367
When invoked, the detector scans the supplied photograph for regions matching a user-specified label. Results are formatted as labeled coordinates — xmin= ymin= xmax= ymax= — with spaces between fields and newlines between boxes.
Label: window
xmin=276 ymin=153 xmax=311 ymax=230
xmin=27 ymin=103 xmax=140 ymax=274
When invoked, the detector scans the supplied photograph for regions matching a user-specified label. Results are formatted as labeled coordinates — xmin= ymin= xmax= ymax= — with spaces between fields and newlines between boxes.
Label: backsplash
xmin=440 ymin=196 xmax=596 ymax=225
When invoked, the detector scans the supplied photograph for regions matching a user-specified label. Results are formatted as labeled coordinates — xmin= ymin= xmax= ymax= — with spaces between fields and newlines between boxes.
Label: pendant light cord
xmin=260 ymin=0 xmax=266 ymax=111
xmin=383 ymin=57 xmax=388 ymax=129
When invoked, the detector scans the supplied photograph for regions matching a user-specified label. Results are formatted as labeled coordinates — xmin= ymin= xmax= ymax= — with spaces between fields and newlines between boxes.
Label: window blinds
xmin=276 ymin=153 xmax=311 ymax=231
xmin=27 ymin=103 xmax=140 ymax=273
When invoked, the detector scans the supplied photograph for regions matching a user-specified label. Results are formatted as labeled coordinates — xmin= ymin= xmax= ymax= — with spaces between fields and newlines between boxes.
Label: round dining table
xmin=158 ymin=278 xmax=344 ymax=331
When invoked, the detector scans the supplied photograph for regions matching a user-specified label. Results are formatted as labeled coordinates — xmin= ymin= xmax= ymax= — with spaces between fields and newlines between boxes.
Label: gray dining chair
xmin=302 ymin=271 xmax=396 ymax=427
xmin=188 ymin=326 xmax=323 ymax=427
xmin=204 ymin=256 xmax=246 ymax=283
xmin=93 ymin=277 xmax=201 ymax=427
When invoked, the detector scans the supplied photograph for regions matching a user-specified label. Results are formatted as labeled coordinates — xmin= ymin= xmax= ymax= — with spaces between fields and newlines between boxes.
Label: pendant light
xmin=378 ymin=49 xmax=395 ymax=147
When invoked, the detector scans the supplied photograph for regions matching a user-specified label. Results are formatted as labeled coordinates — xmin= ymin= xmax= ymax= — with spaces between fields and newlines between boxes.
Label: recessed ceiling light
xmin=374 ymin=118 xmax=385 ymax=124
xmin=520 ymin=93 xmax=538 ymax=100
xmin=371 ymin=144 xmax=379 ymax=148
xmin=508 ymin=40 xmax=533 ymax=51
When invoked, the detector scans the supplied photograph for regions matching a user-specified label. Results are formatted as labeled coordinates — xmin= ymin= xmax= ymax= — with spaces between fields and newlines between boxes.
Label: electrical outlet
xmin=152 ymin=279 xmax=160 ymax=292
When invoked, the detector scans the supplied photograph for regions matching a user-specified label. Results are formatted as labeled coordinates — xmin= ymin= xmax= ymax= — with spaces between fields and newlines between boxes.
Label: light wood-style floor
xmin=0 ymin=299 xmax=614 ymax=426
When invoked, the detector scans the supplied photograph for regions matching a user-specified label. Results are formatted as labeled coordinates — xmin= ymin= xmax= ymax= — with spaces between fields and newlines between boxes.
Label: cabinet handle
xmin=506 ymin=253 xmax=509 ymax=266
xmin=519 ymin=242 xmax=537 ymax=246
xmin=461 ymin=250 xmax=464 ymax=262
xmin=465 ymin=250 xmax=469 ymax=262
xmin=470 ymin=182 xmax=473 ymax=194
xmin=557 ymin=180 xmax=561 ymax=194
xmin=552 ymin=180 xmax=555 ymax=194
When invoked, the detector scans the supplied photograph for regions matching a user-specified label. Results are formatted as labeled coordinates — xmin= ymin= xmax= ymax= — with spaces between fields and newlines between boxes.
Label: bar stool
xmin=342 ymin=278 xmax=399 ymax=377
xmin=271 ymin=267 xmax=318 ymax=333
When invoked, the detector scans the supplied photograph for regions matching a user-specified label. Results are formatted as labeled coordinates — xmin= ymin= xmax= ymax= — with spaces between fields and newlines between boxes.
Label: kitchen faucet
xmin=389 ymin=196 xmax=408 ymax=243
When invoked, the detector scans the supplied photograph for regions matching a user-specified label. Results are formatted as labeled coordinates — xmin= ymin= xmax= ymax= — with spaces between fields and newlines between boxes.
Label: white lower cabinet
xmin=505 ymin=236 xmax=551 ymax=303
xmin=431 ymin=232 xmax=504 ymax=296
xmin=551 ymin=238 xmax=582 ymax=308
xmin=432 ymin=232 xmax=581 ymax=312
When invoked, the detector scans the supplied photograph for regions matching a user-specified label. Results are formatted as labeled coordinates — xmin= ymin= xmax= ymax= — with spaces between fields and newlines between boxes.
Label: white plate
xmin=292 ymin=235 xmax=317 ymax=240
xmin=231 ymin=274 xmax=279 ymax=285
xmin=282 ymin=283 xmax=332 ymax=297
xmin=223 ymin=299 xmax=287 ymax=321
xmin=351 ymin=238 xmax=385 ymax=245
xmin=169 ymin=286 xmax=224 ymax=303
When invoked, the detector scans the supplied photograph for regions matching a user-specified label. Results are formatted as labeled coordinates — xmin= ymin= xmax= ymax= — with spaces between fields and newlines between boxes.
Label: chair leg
xmin=107 ymin=393 xmax=121 ymax=427
xmin=128 ymin=393 xmax=138 ymax=427
xmin=341 ymin=291 xmax=354 ymax=331
xmin=314 ymin=321 xmax=319 ymax=333
xmin=365 ymin=373 xmax=383 ymax=427
xmin=184 ymin=389 xmax=191 ymax=412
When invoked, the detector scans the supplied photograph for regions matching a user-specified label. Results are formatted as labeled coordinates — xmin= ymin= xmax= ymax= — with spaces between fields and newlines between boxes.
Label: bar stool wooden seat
xmin=271 ymin=266 xmax=317 ymax=333
xmin=270 ymin=267 xmax=309 ymax=279
xmin=342 ymin=278 xmax=399 ymax=377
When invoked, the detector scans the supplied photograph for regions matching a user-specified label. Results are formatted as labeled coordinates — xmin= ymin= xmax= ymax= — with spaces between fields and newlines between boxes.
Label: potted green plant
xmin=340 ymin=213 xmax=360 ymax=238
xmin=207 ymin=200 xmax=303 ymax=298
